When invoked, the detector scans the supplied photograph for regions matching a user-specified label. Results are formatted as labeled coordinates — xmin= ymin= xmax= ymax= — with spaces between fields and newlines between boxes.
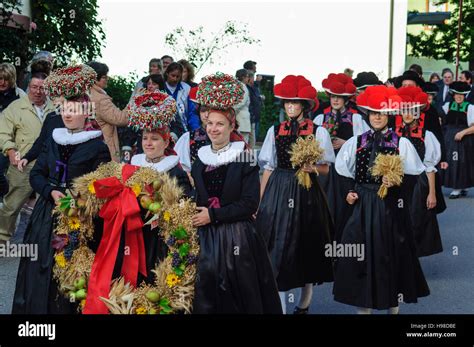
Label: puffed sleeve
xmin=174 ymin=131 xmax=191 ymax=172
xmin=313 ymin=113 xmax=324 ymax=126
xmin=398 ymin=137 xmax=425 ymax=175
xmin=315 ymin=126 xmax=335 ymax=164
xmin=352 ymin=113 xmax=370 ymax=136
xmin=258 ymin=126 xmax=277 ymax=171
xmin=468 ymin=104 xmax=474 ymax=126
xmin=423 ymin=130 xmax=441 ymax=173
xmin=335 ymin=135 xmax=357 ymax=179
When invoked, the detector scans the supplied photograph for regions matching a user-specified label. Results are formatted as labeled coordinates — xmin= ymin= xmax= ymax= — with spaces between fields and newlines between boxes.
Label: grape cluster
xmin=166 ymin=236 xmax=176 ymax=247
xmin=64 ymin=231 xmax=79 ymax=260
xmin=171 ymin=252 xmax=181 ymax=268
xmin=186 ymin=254 xmax=198 ymax=265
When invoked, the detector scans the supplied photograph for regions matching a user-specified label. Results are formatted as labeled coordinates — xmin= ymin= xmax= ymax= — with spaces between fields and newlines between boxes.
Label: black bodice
xmin=274 ymin=118 xmax=318 ymax=170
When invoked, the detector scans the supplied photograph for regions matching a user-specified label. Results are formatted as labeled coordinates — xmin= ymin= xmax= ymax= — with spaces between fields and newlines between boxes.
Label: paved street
xmin=1 ymin=189 xmax=473 ymax=314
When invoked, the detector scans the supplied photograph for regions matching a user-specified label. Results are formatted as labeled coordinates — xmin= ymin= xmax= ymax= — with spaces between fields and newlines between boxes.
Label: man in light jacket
xmin=87 ymin=61 xmax=129 ymax=162
xmin=0 ymin=73 xmax=55 ymax=242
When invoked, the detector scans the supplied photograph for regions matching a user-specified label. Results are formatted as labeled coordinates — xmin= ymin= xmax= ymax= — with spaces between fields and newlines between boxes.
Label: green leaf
xmin=173 ymin=266 xmax=184 ymax=276
xmin=178 ymin=243 xmax=190 ymax=258
xmin=172 ymin=226 xmax=188 ymax=240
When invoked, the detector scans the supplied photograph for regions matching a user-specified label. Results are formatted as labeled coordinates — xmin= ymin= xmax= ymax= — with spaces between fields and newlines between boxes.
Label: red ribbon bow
xmin=83 ymin=164 xmax=147 ymax=314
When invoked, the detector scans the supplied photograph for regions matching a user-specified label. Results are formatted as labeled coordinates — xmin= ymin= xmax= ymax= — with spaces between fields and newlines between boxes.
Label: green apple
xmin=74 ymin=277 xmax=86 ymax=290
xmin=145 ymin=290 xmax=160 ymax=303
xmin=148 ymin=202 xmax=161 ymax=214
xmin=75 ymin=289 xmax=87 ymax=300
xmin=148 ymin=308 xmax=158 ymax=314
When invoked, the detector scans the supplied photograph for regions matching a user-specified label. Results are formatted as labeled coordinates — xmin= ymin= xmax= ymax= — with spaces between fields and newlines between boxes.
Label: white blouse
xmin=335 ymin=134 xmax=426 ymax=179
xmin=258 ymin=125 xmax=336 ymax=171
xmin=131 ymin=154 xmax=179 ymax=173
xmin=442 ymin=102 xmax=474 ymax=126
xmin=174 ymin=131 xmax=192 ymax=172
xmin=421 ymin=130 xmax=441 ymax=173
xmin=313 ymin=112 xmax=370 ymax=136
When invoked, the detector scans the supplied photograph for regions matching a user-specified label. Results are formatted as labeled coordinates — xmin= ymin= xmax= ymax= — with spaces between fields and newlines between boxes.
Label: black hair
xmin=30 ymin=60 xmax=52 ymax=76
xmin=161 ymin=55 xmax=174 ymax=62
xmin=461 ymin=70 xmax=472 ymax=83
xmin=243 ymin=60 xmax=256 ymax=70
xmin=30 ymin=72 xmax=48 ymax=80
xmin=441 ymin=68 xmax=453 ymax=77
xmin=142 ymin=74 xmax=165 ymax=91
xmin=86 ymin=61 xmax=109 ymax=81
xmin=409 ymin=64 xmax=423 ymax=76
xmin=235 ymin=68 xmax=249 ymax=81
xmin=163 ymin=62 xmax=183 ymax=82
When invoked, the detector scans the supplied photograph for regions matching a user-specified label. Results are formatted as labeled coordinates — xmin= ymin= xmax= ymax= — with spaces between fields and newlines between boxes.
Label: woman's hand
xmin=440 ymin=162 xmax=449 ymax=170
xmin=454 ymin=131 xmax=465 ymax=142
xmin=426 ymin=193 xmax=437 ymax=210
xmin=192 ymin=207 xmax=211 ymax=227
xmin=382 ymin=176 xmax=394 ymax=188
xmin=346 ymin=191 xmax=359 ymax=205
xmin=332 ymin=137 xmax=346 ymax=150
xmin=17 ymin=159 xmax=28 ymax=172
xmin=51 ymin=190 xmax=65 ymax=204
xmin=302 ymin=163 xmax=318 ymax=173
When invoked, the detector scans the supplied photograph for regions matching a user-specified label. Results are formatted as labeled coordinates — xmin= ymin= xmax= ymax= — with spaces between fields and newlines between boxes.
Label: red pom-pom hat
xmin=356 ymin=85 xmax=402 ymax=113
xmin=274 ymin=75 xmax=319 ymax=111
xmin=321 ymin=73 xmax=357 ymax=96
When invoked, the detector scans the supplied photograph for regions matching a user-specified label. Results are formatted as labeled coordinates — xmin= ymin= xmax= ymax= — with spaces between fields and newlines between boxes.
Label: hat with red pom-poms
xmin=322 ymin=73 xmax=357 ymax=96
xmin=356 ymin=85 xmax=402 ymax=113
xmin=196 ymin=72 xmax=244 ymax=109
xmin=397 ymin=86 xmax=428 ymax=108
xmin=127 ymin=90 xmax=177 ymax=131
xmin=44 ymin=64 xmax=96 ymax=100
xmin=273 ymin=75 xmax=319 ymax=110
xmin=189 ymin=86 xmax=198 ymax=103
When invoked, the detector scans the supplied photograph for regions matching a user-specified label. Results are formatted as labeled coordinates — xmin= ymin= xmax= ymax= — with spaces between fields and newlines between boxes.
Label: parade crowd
xmin=0 ymin=52 xmax=473 ymax=314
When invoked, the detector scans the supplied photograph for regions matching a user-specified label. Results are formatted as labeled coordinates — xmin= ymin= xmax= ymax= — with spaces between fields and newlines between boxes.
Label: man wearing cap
xmin=0 ymin=73 xmax=55 ymax=242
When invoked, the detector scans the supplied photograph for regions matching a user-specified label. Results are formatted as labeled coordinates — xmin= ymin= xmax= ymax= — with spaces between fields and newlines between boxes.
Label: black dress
xmin=257 ymin=119 xmax=334 ymax=291
xmin=13 ymin=130 xmax=110 ymax=314
xmin=440 ymin=101 xmax=474 ymax=189
xmin=128 ymin=154 xmax=192 ymax=284
xmin=333 ymin=130 xmax=430 ymax=310
xmin=395 ymin=118 xmax=444 ymax=257
xmin=315 ymin=107 xmax=366 ymax=242
xmin=191 ymin=144 xmax=281 ymax=314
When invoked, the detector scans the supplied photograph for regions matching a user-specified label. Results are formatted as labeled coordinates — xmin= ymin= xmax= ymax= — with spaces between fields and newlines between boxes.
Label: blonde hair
xmin=0 ymin=63 xmax=17 ymax=88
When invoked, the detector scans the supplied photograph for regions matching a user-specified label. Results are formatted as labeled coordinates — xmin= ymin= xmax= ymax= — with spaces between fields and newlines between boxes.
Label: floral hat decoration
xmin=127 ymin=90 xmax=177 ymax=131
xmin=196 ymin=72 xmax=244 ymax=110
xmin=44 ymin=64 xmax=97 ymax=100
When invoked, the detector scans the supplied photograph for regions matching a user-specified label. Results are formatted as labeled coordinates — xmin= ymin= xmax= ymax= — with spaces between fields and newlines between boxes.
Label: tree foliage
xmin=29 ymin=0 xmax=106 ymax=66
xmin=408 ymin=0 xmax=474 ymax=70
xmin=165 ymin=21 xmax=260 ymax=74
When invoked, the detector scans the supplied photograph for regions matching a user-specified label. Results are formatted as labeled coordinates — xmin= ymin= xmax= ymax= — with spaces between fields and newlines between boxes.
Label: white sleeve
xmin=258 ymin=126 xmax=277 ymax=171
xmin=335 ymin=136 xmax=357 ymax=179
xmin=313 ymin=114 xmax=324 ymax=126
xmin=174 ymin=132 xmax=191 ymax=172
xmin=468 ymin=104 xmax=474 ymax=126
xmin=423 ymin=131 xmax=441 ymax=173
xmin=399 ymin=137 xmax=426 ymax=175
xmin=316 ymin=126 xmax=336 ymax=164
xmin=352 ymin=113 xmax=370 ymax=136
xmin=442 ymin=102 xmax=450 ymax=115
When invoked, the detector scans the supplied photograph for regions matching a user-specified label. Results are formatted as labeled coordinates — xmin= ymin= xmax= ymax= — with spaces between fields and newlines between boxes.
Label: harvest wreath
xmin=51 ymin=161 xmax=199 ymax=314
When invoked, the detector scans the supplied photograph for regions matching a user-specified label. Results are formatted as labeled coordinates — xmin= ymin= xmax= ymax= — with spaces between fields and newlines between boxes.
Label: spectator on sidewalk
xmin=161 ymin=55 xmax=174 ymax=71
xmin=0 ymin=63 xmax=27 ymax=200
xmin=131 ymin=58 xmax=163 ymax=97
xmin=0 ymin=73 xmax=55 ymax=242
xmin=163 ymin=62 xmax=199 ymax=140
xmin=235 ymin=69 xmax=251 ymax=144
xmin=178 ymin=59 xmax=198 ymax=88
xmin=247 ymin=71 xmax=263 ymax=147
xmin=460 ymin=70 xmax=474 ymax=104
xmin=436 ymin=68 xmax=454 ymax=114
xmin=87 ymin=61 xmax=129 ymax=162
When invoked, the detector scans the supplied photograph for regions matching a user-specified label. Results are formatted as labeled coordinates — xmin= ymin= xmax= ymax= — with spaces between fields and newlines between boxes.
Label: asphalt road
xmin=0 ymin=189 xmax=473 ymax=314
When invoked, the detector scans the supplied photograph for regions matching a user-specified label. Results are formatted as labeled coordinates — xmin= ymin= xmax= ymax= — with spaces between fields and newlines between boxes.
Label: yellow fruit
xmin=140 ymin=195 xmax=153 ymax=209
xmin=68 ymin=208 xmax=78 ymax=217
